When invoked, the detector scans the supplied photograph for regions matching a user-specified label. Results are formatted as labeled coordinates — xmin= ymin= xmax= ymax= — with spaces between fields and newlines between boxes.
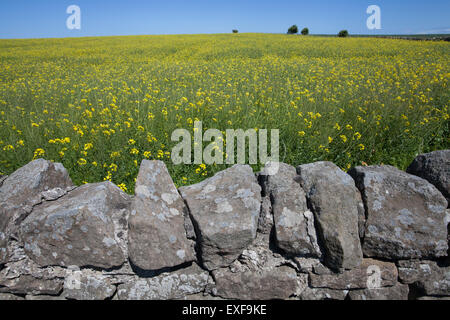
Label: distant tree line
xmin=287 ymin=25 xmax=350 ymax=37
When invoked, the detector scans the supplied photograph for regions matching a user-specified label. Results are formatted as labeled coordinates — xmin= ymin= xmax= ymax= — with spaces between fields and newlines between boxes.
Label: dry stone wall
xmin=0 ymin=150 xmax=449 ymax=300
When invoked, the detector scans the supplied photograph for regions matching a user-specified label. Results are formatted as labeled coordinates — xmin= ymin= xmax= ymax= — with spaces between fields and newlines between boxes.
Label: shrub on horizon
xmin=287 ymin=25 xmax=298 ymax=34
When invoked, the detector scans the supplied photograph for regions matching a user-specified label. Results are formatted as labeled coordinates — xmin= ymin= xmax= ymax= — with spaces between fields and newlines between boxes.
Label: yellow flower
xmin=340 ymin=135 xmax=348 ymax=143
xmin=144 ymin=151 xmax=152 ymax=158
xmin=77 ymin=158 xmax=87 ymax=166
xmin=33 ymin=148 xmax=45 ymax=159
xmin=328 ymin=136 xmax=333 ymax=144
xmin=298 ymin=131 xmax=306 ymax=137
xmin=358 ymin=144 xmax=365 ymax=151
xmin=118 ymin=183 xmax=128 ymax=192
xmin=84 ymin=143 xmax=93 ymax=150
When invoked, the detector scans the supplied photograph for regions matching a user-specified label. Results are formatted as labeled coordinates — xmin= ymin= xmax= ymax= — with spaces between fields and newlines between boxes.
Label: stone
xmin=0 ymin=293 xmax=24 ymax=300
xmin=261 ymin=162 xmax=321 ymax=257
xmin=299 ymin=287 xmax=348 ymax=300
xmin=25 ymin=294 xmax=66 ymax=300
xmin=0 ymin=254 xmax=67 ymax=282
xmin=397 ymin=259 xmax=449 ymax=296
xmin=257 ymin=196 xmax=273 ymax=235
xmin=0 ymin=159 xmax=73 ymax=264
xmin=407 ymin=150 xmax=449 ymax=205
xmin=0 ymin=175 xmax=8 ymax=187
xmin=296 ymin=161 xmax=363 ymax=270
xmin=20 ymin=182 xmax=130 ymax=269
xmin=62 ymin=269 xmax=116 ymax=300
xmin=309 ymin=259 xmax=398 ymax=290
xmin=179 ymin=165 xmax=261 ymax=270
xmin=128 ymin=160 xmax=194 ymax=271
xmin=0 ymin=275 xmax=63 ymax=295
xmin=417 ymin=296 xmax=450 ymax=300
xmin=212 ymin=265 xmax=299 ymax=300
xmin=348 ymin=282 xmax=409 ymax=300
xmin=349 ymin=165 xmax=448 ymax=260
xmin=116 ymin=263 xmax=209 ymax=300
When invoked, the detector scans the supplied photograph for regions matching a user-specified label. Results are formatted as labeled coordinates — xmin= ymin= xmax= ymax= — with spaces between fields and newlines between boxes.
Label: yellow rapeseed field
xmin=0 ymin=34 xmax=448 ymax=192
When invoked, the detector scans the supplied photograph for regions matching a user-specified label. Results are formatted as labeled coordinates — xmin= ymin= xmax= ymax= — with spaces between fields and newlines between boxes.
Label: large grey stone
xmin=397 ymin=259 xmax=449 ymax=296
xmin=0 ymin=159 xmax=73 ymax=264
xmin=260 ymin=163 xmax=321 ymax=257
xmin=348 ymin=282 xmax=409 ymax=300
xmin=309 ymin=259 xmax=398 ymax=290
xmin=349 ymin=165 xmax=448 ymax=260
xmin=213 ymin=265 xmax=299 ymax=300
xmin=116 ymin=263 xmax=209 ymax=300
xmin=179 ymin=165 xmax=261 ymax=271
xmin=296 ymin=162 xmax=363 ymax=270
xmin=128 ymin=160 xmax=194 ymax=271
xmin=20 ymin=182 xmax=130 ymax=269
xmin=407 ymin=150 xmax=449 ymax=205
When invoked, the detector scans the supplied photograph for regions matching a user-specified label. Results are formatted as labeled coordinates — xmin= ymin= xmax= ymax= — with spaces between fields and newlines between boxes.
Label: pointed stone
xmin=0 ymin=159 xmax=73 ymax=264
xmin=128 ymin=160 xmax=194 ymax=271
xmin=297 ymin=162 xmax=363 ymax=270
xmin=260 ymin=162 xmax=321 ymax=257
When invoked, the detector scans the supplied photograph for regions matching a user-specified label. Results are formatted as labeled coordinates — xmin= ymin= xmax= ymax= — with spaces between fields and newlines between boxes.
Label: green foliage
xmin=338 ymin=30 xmax=349 ymax=37
xmin=287 ymin=25 xmax=298 ymax=34
xmin=301 ymin=28 xmax=309 ymax=35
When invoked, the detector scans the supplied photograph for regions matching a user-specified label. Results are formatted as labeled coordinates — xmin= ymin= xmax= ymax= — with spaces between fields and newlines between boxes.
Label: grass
xmin=0 ymin=33 xmax=448 ymax=193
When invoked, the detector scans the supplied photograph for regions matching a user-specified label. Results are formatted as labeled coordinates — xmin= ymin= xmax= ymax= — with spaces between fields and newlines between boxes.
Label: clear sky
xmin=0 ymin=0 xmax=449 ymax=39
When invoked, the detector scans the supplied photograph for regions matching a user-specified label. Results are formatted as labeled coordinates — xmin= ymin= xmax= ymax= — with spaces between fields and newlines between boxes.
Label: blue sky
xmin=0 ymin=0 xmax=449 ymax=39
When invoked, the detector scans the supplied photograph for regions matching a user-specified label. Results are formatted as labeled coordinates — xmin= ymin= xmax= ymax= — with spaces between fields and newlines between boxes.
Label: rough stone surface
xmin=309 ymin=259 xmax=398 ymax=290
xmin=128 ymin=160 xmax=194 ymax=271
xmin=25 ymin=294 xmax=66 ymax=300
xmin=257 ymin=195 xmax=273 ymax=235
xmin=417 ymin=296 xmax=450 ymax=300
xmin=348 ymin=283 xmax=409 ymax=300
xmin=0 ymin=293 xmax=24 ymax=300
xmin=407 ymin=150 xmax=450 ymax=205
xmin=1 ymin=155 xmax=449 ymax=300
xmin=179 ymin=165 xmax=261 ymax=270
xmin=260 ymin=163 xmax=321 ymax=257
xmin=349 ymin=165 xmax=448 ymax=260
xmin=397 ymin=259 xmax=449 ymax=296
xmin=116 ymin=263 xmax=209 ymax=300
xmin=0 ymin=275 xmax=63 ymax=295
xmin=20 ymin=182 xmax=130 ymax=269
xmin=299 ymin=287 xmax=348 ymax=300
xmin=297 ymin=161 xmax=363 ymax=270
xmin=213 ymin=265 xmax=299 ymax=300
xmin=62 ymin=269 xmax=116 ymax=300
xmin=0 ymin=159 xmax=73 ymax=264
